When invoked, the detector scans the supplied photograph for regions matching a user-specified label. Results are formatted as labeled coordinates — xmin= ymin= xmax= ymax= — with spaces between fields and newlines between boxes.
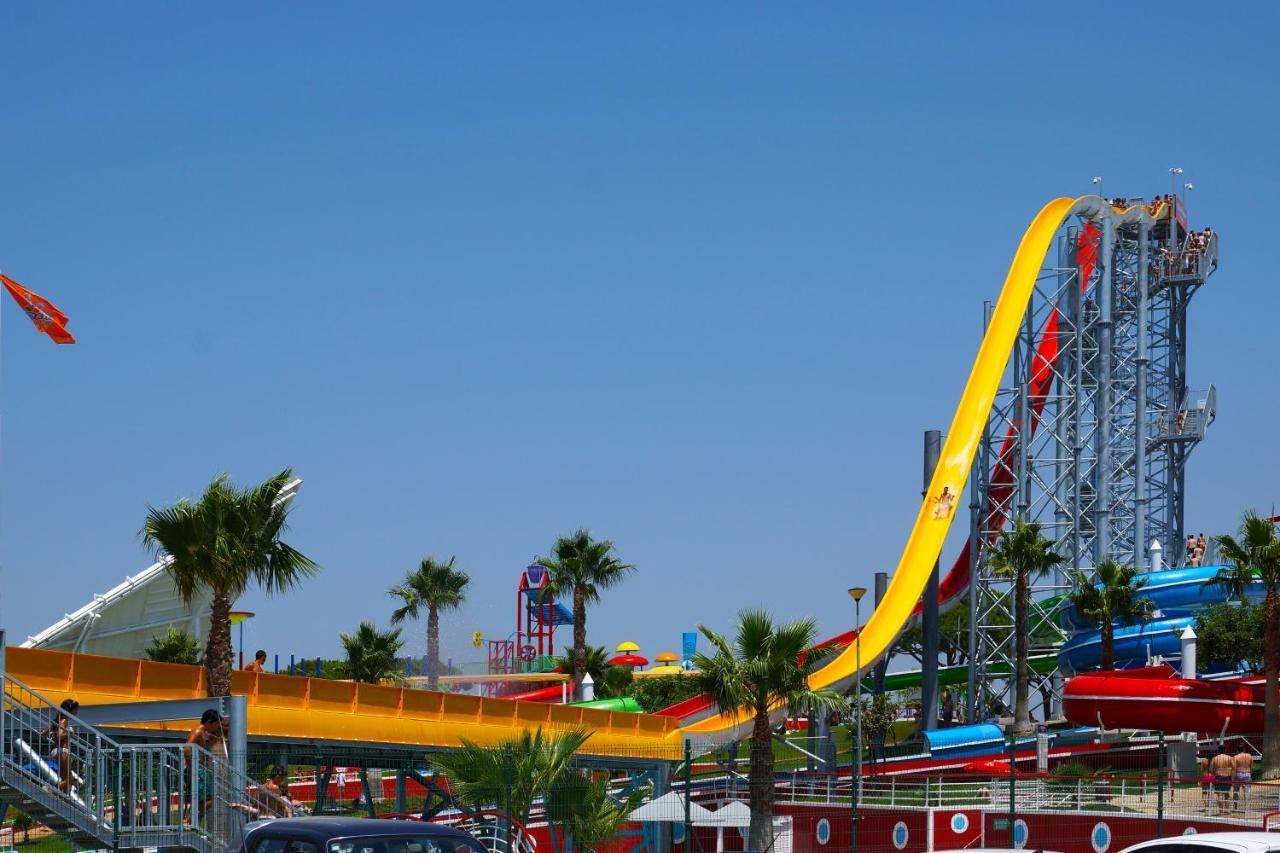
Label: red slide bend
xmin=1064 ymin=666 xmax=1264 ymax=735
xmin=662 ymin=224 xmax=1102 ymax=723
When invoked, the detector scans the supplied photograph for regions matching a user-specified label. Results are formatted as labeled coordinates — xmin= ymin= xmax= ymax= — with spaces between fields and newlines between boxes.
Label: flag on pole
xmin=0 ymin=274 xmax=75 ymax=344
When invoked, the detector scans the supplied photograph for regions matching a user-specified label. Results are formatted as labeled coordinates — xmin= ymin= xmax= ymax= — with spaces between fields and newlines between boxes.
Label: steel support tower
xmin=966 ymin=197 xmax=1218 ymax=718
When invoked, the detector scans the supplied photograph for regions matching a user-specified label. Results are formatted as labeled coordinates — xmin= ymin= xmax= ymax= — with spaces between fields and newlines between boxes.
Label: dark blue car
xmin=235 ymin=817 xmax=489 ymax=853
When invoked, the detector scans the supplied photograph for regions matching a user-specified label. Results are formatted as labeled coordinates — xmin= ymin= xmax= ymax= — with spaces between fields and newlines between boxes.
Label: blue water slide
xmin=1058 ymin=614 xmax=1195 ymax=674
xmin=1057 ymin=565 xmax=1259 ymax=633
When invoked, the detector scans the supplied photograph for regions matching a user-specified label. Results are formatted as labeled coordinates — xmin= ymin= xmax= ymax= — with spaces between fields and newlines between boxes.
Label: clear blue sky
xmin=2 ymin=4 xmax=1277 ymax=668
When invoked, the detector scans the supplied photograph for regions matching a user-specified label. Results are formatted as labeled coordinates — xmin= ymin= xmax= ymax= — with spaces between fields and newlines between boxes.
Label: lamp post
xmin=848 ymin=586 xmax=866 ymax=853
xmin=1091 ymin=175 xmax=1103 ymax=200
xmin=229 ymin=611 xmax=255 ymax=670
xmin=1168 ymin=167 xmax=1183 ymax=200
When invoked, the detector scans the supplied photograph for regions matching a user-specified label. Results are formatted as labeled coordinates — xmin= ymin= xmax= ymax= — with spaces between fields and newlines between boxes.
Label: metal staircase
xmin=0 ymin=673 xmax=296 ymax=851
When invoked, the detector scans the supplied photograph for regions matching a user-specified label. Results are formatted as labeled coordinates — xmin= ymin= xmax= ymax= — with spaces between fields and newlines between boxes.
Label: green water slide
xmin=867 ymin=653 xmax=1059 ymax=693
xmin=570 ymin=696 xmax=644 ymax=713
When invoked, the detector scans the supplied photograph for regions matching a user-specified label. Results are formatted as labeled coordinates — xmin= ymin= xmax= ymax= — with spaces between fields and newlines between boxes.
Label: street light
xmin=1169 ymin=166 xmax=1184 ymax=199
xmin=1091 ymin=176 xmax=1103 ymax=199
xmin=848 ymin=586 xmax=866 ymax=853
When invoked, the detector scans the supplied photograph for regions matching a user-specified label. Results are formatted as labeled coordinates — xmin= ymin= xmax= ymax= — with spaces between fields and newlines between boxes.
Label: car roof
xmin=245 ymin=817 xmax=473 ymax=841
xmin=1122 ymin=833 xmax=1280 ymax=852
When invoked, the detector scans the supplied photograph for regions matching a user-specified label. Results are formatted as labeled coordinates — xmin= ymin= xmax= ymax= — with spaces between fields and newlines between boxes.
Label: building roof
xmin=21 ymin=479 xmax=301 ymax=658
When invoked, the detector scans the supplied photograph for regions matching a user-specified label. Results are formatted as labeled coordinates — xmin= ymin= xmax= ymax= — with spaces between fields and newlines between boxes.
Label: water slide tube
xmin=1057 ymin=564 xmax=1257 ymax=632
xmin=1064 ymin=665 xmax=1264 ymax=735
xmin=1057 ymin=613 xmax=1196 ymax=674
xmin=680 ymin=197 xmax=1157 ymax=746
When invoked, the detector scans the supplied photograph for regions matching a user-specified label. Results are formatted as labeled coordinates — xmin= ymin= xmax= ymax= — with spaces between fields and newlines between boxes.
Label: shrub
xmin=628 ymin=675 xmax=702 ymax=713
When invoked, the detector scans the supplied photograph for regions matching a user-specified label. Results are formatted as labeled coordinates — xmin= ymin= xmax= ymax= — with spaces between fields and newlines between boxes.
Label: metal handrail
xmin=0 ymin=673 xmax=298 ymax=850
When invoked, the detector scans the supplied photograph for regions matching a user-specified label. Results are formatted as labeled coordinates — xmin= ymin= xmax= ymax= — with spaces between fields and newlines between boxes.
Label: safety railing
xmin=686 ymin=770 xmax=1280 ymax=826
xmin=431 ymin=810 xmax=539 ymax=853
xmin=1156 ymin=232 xmax=1218 ymax=283
xmin=0 ymin=673 xmax=299 ymax=851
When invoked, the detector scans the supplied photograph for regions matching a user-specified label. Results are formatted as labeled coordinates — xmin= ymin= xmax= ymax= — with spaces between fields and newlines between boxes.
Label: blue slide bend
xmin=1058 ymin=565 xmax=1262 ymax=672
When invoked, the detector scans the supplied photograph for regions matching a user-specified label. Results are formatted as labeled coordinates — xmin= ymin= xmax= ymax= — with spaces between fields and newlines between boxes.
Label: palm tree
xmin=340 ymin=622 xmax=405 ymax=684
xmin=1210 ymin=513 xmax=1280 ymax=778
xmin=552 ymin=645 xmax=632 ymax=698
xmin=1067 ymin=559 xmax=1155 ymax=671
xmin=547 ymin=775 xmax=644 ymax=853
xmin=537 ymin=530 xmax=635 ymax=691
xmin=692 ymin=609 xmax=845 ymax=853
xmin=142 ymin=469 xmax=318 ymax=696
xmin=433 ymin=727 xmax=590 ymax=827
xmin=988 ymin=518 xmax=1065 ymax=733
xmin=389 ymin=556 xmax=471 ymax=689
xmin=144 ymin=627 xmax=203 ymax=665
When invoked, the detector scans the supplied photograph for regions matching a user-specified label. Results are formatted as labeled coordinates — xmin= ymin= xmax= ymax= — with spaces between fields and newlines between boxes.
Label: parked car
xmin=234 ymin=817 xmax=489 ymax=853
xmin=1120 ymin=833 xmax=1280 ymax=852
xmin=936 ymin=849 xmax=1063 ymax=853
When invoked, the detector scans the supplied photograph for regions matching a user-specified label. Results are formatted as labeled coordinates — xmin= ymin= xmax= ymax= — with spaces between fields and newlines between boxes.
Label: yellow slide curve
xmin=5 ymin=197 xmax=1111 ymax=759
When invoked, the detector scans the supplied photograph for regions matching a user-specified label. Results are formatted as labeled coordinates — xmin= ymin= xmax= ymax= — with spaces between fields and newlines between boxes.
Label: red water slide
xmin=1064 ymin=666 xmax=1265 ymax=735
xmin=662 ymin=223 xmax=1101 ymax=723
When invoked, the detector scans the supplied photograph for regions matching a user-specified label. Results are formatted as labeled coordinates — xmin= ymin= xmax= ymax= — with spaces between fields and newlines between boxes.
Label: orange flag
xmin=0 ymin=274 xmax=75 ymax=344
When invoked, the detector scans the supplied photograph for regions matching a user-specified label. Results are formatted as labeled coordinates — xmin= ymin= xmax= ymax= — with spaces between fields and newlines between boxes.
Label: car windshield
xmin=328 ymin=837 xmax=487 ymax=853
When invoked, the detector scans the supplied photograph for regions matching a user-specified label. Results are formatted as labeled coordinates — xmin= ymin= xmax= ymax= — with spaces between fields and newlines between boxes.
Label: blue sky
xmin=1 ymin=4 xmax=1277 ymax=669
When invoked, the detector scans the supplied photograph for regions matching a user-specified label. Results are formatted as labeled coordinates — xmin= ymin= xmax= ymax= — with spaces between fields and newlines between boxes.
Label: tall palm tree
xmin=1067 ymin=559 xmax=1155 ymax=670
xmin=537 ymin=530 xmax=635 ymax=691
xmin=692 ymin=609 xmax=845 ymax=853
xmin=988 ymin=518 xmax=1065 ymax=733
xmin=389 ymin=556 xmax=471 ymax=689
xmin=142 ymin=469 xmax=318 ymax=696
xmin=1211 ymin=513 xmax=1280 ymax=778
xmin=433 ymin=727 xmax=590 ymax=827
xmin=340 ymin=622 xmax=405 ymax=684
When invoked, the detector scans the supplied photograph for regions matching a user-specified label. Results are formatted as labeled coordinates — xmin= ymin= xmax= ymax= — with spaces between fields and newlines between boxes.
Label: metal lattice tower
xmin=965 ymin=198 xmax=1218 ymax=717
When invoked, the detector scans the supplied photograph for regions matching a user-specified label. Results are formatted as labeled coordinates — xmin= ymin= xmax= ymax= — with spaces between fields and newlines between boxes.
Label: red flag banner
xmin=0 ymin=274 xmax=75 ymax=344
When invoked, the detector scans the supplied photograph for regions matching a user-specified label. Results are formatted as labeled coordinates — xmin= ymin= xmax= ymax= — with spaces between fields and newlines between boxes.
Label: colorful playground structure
xmin=4 ymin=190 xmax=1244 ymax=851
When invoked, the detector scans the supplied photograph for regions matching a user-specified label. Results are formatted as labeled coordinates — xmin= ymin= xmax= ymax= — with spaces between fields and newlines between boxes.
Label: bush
xmin=628 ymin=675 xmax=702 ymax=713
xmin=145 ymin=627 xmax=202 ymax=665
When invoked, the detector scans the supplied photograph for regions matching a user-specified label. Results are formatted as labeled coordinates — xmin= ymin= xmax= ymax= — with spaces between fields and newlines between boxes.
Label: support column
xmin=1055 ymin=234 xmax=1074 ymax=554
xmin=1071 ymin=240 xmax=1086 ymax=570
xmin=921 ymin=430 xmax=941 ymax=731
xmin=1135 ymin=222 xmax=1151 ymax=565
xmin=224 ymin=694 xmax=248 ymax=780
xmin=653 ymin=759 xmax=672 ymax=853
xmin=1095 ymin=216 xmax=1115 ymax=563
xmin=872 ymin=572 xmax=889 ymax=696
xmin=966 ymin=446 xmax=981 ymax=723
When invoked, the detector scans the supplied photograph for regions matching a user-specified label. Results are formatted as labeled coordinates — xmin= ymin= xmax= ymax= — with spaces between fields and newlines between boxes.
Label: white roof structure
xmin=701 ymin=801 xmax=751 ymax=827
xmin=627 ymin=792 xmax=714 ymax=823
xmin=21 ymin=479 xmax=302 ymax=659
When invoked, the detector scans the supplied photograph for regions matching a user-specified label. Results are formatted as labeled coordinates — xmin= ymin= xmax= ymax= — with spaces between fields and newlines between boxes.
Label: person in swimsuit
xmin=44 ymin=698 xmax=79 ymax=792
xmin=1233 ymin=750 xmax=1253 ymax=812
xmin=244 ymin=650 xmax=267 ymax=673
xmin=184 ymin=709 xmax=228 ymax=822
xmin=1209 ymin=750 xmax=1235 ymax=815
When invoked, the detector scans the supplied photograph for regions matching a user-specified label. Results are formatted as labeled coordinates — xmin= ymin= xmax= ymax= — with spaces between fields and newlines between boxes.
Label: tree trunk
xmin=1013 ymin=568 xmax=1032 ymax=733
xmin=427 ymin=606 xmax=441 ymax=689
xmin=573 ymin=587 xmax=587 ymax=694
xmin=748 ymin=707 xmax=775 ymax=853
xmin=1262 ymin=587 xmax=1280 ymax=779
xmin=1101 ymin=621 xmax=1114 ymax=671
xmin=206 ymin=591 xmax=234 ymax=697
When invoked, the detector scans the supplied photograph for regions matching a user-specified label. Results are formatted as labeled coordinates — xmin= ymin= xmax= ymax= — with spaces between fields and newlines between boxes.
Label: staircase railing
xmin=1 ymin=673 xmax=300 ymax=851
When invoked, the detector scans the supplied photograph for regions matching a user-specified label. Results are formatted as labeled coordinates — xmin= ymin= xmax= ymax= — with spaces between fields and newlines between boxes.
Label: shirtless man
xmin=184 ymin=710 xmax=228 ymax=822
xmin=1209 ymin=749 xmax=1235 ymax=815
xmin=244 ymin=650 xmax=267 ymax=673
xmin=1233 ymin=749 xmax=1253 ymax=812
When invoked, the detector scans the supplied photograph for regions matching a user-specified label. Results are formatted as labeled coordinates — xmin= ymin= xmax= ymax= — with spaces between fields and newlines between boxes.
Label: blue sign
xmin=682 ymin=631 xmax=697 ymax=664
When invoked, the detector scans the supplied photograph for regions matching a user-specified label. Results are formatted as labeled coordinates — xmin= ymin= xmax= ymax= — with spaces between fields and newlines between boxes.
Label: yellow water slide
xmin=5 ymin=196 xmax=1140 ymax=757
xmin=686 ymin=195 xmax=1146 ymax=739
